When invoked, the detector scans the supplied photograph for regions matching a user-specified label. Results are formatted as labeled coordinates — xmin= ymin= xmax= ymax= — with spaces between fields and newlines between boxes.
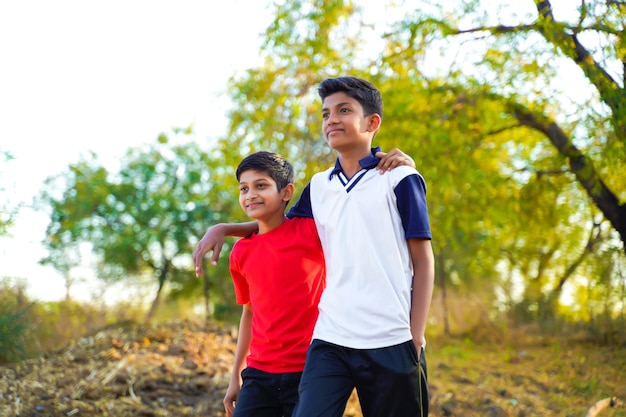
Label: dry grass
xmin=1 ymin=319 xmax=624 ymax=417
xmin=425 ymin=336 xmax=626 ymax=417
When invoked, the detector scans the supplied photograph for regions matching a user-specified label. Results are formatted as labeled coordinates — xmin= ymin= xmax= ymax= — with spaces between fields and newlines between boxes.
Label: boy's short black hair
xmin=318 ymin=76 xmax=383 ymax=118
xmin=236 ymin=151 xmax=294 ymax=191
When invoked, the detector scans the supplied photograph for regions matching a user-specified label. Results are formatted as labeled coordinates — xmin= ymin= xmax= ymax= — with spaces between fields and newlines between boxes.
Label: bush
xmin=0 ymin=300 xmax=31 ymax=363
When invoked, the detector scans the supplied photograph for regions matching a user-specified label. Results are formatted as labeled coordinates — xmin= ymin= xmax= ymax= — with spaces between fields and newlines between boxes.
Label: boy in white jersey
xmin=194 ymin=77 xmax=434 ymax=417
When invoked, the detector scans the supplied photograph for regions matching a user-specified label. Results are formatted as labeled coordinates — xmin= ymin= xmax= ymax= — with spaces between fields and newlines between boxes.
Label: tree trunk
xmin=530 ymin=0 xmax=626 ymax=252
xmin=145 ymin=280 xmax=164 ymax=323
xmin=203 ymin=269 xmax=211 ymax=326
xmin=437 ymin=253 xmax=450 ymax=336
xmin=509 ymin=102 xmax=626 ymax=253
xmin=63 ymin=271 xmax=72 ymax=303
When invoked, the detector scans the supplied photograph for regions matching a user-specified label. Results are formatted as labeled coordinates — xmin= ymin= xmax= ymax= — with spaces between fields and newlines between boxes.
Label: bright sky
xmin=0 ymin=1 xmax=274 ymax=301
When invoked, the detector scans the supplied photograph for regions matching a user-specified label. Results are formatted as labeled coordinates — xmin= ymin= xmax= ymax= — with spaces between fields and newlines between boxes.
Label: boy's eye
xmin=340 ymin=107 xmax=349 ymax=113
xmin=240 ymin=186 xmax=248 ymax=192
xmin=322 ymin=112 xmax=329 ymax=119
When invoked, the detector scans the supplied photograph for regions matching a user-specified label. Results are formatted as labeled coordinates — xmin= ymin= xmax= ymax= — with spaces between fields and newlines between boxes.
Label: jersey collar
xmin=329 ymin=147 xmax=382 ymax=179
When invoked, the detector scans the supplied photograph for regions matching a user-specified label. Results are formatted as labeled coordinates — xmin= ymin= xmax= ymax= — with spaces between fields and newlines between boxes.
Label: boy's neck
xmin=337 ymin=147 xmax=372 ymax=179
xmin=256 ymin=213 xmax=286 ymax=235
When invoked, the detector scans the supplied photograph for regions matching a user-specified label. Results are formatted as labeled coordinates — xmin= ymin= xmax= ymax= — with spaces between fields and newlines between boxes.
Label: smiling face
xmin=238 ymin=169 xmax=293 ymax=228
xmin=321 ymin=91 xmax=381 ymax=155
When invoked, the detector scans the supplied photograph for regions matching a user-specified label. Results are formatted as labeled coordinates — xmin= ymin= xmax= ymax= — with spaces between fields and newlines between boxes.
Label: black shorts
xmin=234 ymin=367 xmax=302 ymax=417
xmin=293 ymin=339 xmax=429 ymax=417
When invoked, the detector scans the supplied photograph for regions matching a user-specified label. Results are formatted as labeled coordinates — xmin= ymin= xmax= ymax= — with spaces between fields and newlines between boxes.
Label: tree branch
xmin=453 ymin=24 xmax=536 ymax=36
xmin=606 ymin=0 xmax=626 ymax=7
xmin=585 ymin=397 xmax=624 ymax=417
xmin=508 ymin=101 xmax=626 ymax=249
xmin=534 ymin=0 xmax=625 ymax=134
xmin=431 ymin=82 xmax=626 ymax=252
xmin=554 ymin=221 xmax=602 ymax=292
xmin=452 ymin=22 xmax=622 ymax=38
xmin=536 ymin=0 xmax=554 ymax=21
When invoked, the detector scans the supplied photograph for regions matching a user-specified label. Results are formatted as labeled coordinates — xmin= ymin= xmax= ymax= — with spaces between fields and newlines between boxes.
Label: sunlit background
xmin=1 ymin=2 xmax=624 ymax=414
xmin=0 ymin=0 xmax=450 ymax=302
xmin=1 ymin=1 xmax=272 ymax=301
xmin=0 ymin=0 xmax=618 ymax=313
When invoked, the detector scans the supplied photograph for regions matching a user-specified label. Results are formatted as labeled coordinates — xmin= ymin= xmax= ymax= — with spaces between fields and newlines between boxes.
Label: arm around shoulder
xmin=375 ymin=148 xmax=416 ymax=172
xmin=193 ymin=221 xmax=259 ymax=276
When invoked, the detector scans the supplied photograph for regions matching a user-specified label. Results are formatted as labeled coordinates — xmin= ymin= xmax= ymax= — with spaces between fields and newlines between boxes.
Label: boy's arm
xmin=193 ymin=222 xmax=259 ymax=277
xmin=408 ymin=238 xmax=435 ymax=358
xmin=375 ymin=148 xmax=416 ymax=172
xmin=223 ymin=303 xmax=252 ymax=417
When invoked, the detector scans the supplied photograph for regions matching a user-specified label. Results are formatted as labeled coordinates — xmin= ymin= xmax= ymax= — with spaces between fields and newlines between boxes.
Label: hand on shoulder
xmin=375 ymin=148 xmax=416 ymax=173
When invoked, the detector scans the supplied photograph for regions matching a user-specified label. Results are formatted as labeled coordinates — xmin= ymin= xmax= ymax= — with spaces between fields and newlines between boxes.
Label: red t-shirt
xmin=229 ymin=216 xmax=326 ymax=373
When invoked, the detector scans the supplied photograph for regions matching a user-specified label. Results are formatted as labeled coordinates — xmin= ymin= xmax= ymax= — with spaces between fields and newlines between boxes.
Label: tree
xmin=39 ymin=240 xmax=82 ymax=302
xmin=382 ymin=0 xmax=626 ymax=321
xmin=210 ymin=0 xmax=626 ymax=329
xmin=217 ymin=0 xmax=362 ymax=182
xmin=394 ymin=0 xmax=626 ymax=249
xmin=40 ymin=132 xmax=237 ymax=321
xmin=214 ymin=1 xmax=525 ymax=330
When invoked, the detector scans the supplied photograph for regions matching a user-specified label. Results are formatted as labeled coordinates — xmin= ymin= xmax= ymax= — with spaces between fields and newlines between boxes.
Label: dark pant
xmin=293 ymin=339 xmax=429 ymax=417
xmin=234 ymin=367 xmax=302 ymax=417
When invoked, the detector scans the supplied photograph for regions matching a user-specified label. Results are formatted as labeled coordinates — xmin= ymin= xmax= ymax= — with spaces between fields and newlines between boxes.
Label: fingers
xmin=375 ymin=150 xmax=388 ymax=172
xmin=375 ymin=149 xmax=414 ymax=172
xmin=211 ymin=240 xmax=224 ymax=266
xmin=193 ymin=231 xmax=226 ymax=277
xmin=193 ymin=245 xmax=207 ymax=277
xmin=192 ymin=245 xmax=204 ymax=272
xmin=193 ymin=241 xmax=213 ymax=278
xmin=223 ymin=398 xmax=235 ymax=417
xmin=195 ymin=266 xmax=203 ymax=278
xmin=192 ymin=240 xmax=224 ymax=278
xmin=223 ymin=391 xmax=237 ymax=417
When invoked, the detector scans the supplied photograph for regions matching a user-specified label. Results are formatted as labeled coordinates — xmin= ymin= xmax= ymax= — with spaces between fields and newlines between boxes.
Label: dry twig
xmin=585 ymin=397 xmax=624 ymax=417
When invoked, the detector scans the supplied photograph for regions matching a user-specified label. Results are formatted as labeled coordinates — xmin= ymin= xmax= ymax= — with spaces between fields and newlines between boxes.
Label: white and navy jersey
xmin=287 ymin=148 xmax=431 ymax=349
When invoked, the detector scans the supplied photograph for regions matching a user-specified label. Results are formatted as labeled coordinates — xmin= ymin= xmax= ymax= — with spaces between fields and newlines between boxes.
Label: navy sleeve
xmin=286 ymin=182 xmax=314 ymax=219
xmin=395 ymin=174 xmax=432 ymax=240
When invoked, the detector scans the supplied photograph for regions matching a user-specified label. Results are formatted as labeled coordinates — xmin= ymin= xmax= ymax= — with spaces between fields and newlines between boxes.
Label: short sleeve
xmin=286 ymin=182 xmax=313 ymax=219
xmin=395 ymin=173 xmax=432 ymax=240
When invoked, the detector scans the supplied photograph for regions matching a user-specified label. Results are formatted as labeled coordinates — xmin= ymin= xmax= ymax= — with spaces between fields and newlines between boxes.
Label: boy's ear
xmin=282 ymin=183 xmax=295 ymax=202
xmin=367 ymin=113 xmax=382 ymax=132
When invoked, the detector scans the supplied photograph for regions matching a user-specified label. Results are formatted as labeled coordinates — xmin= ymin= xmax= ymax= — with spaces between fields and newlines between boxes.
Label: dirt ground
xmin=0 ymin=320 xmax=624 ymax=417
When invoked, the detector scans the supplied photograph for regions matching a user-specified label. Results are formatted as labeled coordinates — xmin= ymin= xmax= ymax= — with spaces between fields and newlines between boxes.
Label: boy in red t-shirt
xmin=223 ymin=151 xmax=326 ymax=417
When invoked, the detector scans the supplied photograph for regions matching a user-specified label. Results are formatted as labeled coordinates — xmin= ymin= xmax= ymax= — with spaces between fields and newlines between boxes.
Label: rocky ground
xmin=0 ymin=320 xmax=624 ymax=417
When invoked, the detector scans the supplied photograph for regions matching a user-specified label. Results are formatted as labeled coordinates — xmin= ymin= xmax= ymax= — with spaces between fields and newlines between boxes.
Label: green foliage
xmin=0 ymin=279 xmax=38 ymax=363
xmin=209 ymin=0 xmax=626 ymax=331
xmin=31 ymin=0 xmax=625 ymax=331
xmin=39 ymin=132 xmax=239 ymax=320
xmin=0 ymin=301 xmax=30 ymax=363
xmin=219 ymin=0 xmax=367 ymax=185
xmin=0 ymin=279 xmax=153 ymax=361
xmin=382 ymin=0 xmax=626 ymax=323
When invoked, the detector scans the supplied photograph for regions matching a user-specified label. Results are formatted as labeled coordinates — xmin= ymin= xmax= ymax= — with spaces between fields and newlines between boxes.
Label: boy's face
xmin=321 ymin=92 xmax=379 ymax=153
xmin=238 ymin=169 xmax=290 ymax=221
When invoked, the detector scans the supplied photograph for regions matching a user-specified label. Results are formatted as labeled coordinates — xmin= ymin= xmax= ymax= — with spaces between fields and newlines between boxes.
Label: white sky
xmin=0 ymin=0 xmax=274 ymax=301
